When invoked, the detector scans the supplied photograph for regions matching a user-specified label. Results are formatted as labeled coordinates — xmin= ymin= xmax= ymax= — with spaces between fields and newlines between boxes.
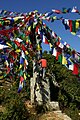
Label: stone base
xmin=46 ymin=101 xmax=60 ymax=111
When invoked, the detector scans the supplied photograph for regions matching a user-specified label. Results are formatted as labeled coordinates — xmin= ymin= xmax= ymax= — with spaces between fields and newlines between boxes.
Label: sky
xmin=0 ymin=0 xmax=80 ymax=52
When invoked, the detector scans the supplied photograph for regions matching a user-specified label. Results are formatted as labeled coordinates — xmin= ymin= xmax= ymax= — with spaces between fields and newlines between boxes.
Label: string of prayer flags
xmin=62 ymin=18 xmax=80 ymax=37
xmin=0 ymin=8 xmax=80 ymax=92
xmin=51 ymin=33 xmax=80 ymax=76
xmin=0 ymin=10 xmax=43 ymax=92
xmin=71 ymin=7 xmax=79 ymax=13
xmin=52 ymin=6 xmax=79 ymax=14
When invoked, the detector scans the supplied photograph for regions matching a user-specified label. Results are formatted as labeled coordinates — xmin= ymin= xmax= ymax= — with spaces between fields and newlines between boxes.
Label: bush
xmin=0 ymin=83 xmax=30 ymax=120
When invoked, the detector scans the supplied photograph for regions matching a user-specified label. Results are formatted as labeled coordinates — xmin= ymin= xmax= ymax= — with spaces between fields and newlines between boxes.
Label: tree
xmin=43 ymin=51 xmax=80 ymax=120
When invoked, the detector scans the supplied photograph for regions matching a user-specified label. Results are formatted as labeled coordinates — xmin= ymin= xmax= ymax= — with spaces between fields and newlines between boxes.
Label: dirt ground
xmin=25 ymin=101 xmax=72 ymax=120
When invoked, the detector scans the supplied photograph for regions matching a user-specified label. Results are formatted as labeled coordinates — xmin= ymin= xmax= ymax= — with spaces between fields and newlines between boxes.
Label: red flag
xmin=20 ymin=76 xmax=24 ymax=82
xmin=56 ymin=51 xmax=61 ymax=60
xmin=14 ymin=40 xmax=20 ymax=47
xmin=10 ymin=51 xmax=17 ymax=59
xmin=73 ymin=63 xmax=79 ymax=75
xmin=52 ymin=9 xmax=61 ymax=14
xmin=6 ymin=67 xmax=10 ymax=74
xmin=10 ymin=58 xmax=14 ymax=63
xmin=69 ymin=20 xmax=72 ymax=32
xmin=22 ymin=44 xmax=26 ymax=51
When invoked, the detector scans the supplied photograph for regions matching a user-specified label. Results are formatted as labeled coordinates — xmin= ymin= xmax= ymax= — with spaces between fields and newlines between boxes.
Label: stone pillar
xmin=30 ymin=58 xmax=51 ymax=105
xmin=30 ymin=72 xmax=37 ymax=104
xmin=30 ymin=74 xmax=51 ymax=105
xmin=41 ymin=77 xmax=50 ymax=104
xmin=30 ymin=77 xmax=34 ymax=104
xmin=30 ymin=59 xmax=37 ymax=104
xmin=35 ymin=75 xmax=43 ymax=105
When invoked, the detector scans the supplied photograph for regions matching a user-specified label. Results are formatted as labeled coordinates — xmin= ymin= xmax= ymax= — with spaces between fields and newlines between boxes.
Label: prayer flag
xmin=62 ymin=55 xmax=67 ymax=65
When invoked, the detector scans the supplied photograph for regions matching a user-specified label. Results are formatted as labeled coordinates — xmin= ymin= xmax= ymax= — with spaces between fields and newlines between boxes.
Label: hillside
xmin=25 ymin=100 xmax=72 ymax=120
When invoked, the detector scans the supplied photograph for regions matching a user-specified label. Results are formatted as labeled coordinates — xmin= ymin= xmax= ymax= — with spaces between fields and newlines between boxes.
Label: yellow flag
xmin=4 ymin=10 xmax=7 ymax=14
xmin=25 ymin=51 xmax=29 ymax=55
xmin=71 ymin=32 xmax=76 ymax=35
xmin=16 ymin=49 xmax=21 ymax=52
xmin=26 ymin=39 xmax=29 ymax=44
xmin=53 ymin=16 xmax=57 ymax=20
xmin=14 ymin=17 xmax=19 ymax=21
xmin=49 ymin=43 xmax=53 ymax=48
xmin=34 ymin=10 xmax=38 ymax=13
xmin=62 ymin=56 xmax=67 ymax=65
xmin=19 ymin=64 xmax=22 ymax=69
xmin=28 ymin=26 xmax=31 ymax=31
xmin=6 ymin=42 xmax=12 ymax=47
xmin=5 ymin=20 xmax=10 ymax=24
xmin=0 ymin=75 xmax=3 ymax=79
xmin=76 ymin=21 xmax=79 ymax=29
xmin=37 ymin=44 xmax=42 ymax=50
xmin=24 ymin=73 xmax=26 ymax=80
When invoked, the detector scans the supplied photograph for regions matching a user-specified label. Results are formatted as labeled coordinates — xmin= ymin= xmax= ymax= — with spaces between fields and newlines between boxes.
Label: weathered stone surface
xmin=46 ymin=101 xmax=60 ymax=111
xmin=38 ymin=111 xmax=72 ymax=120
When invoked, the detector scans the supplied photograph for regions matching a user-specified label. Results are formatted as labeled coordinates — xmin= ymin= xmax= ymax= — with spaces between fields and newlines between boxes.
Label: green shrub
xmin=0 ymin=83 xmax=30 ymax=120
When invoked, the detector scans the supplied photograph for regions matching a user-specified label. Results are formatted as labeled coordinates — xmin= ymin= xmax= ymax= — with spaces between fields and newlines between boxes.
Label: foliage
xmin=0 ymin=80 xmax=30 ymax=120
xmin=43 ymin=52 xmax=80 ymax=120
xmin=0 ymin=51 xmax=80 ymax=120
xmin=0 ymin=56 xmax=33 ymax=120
